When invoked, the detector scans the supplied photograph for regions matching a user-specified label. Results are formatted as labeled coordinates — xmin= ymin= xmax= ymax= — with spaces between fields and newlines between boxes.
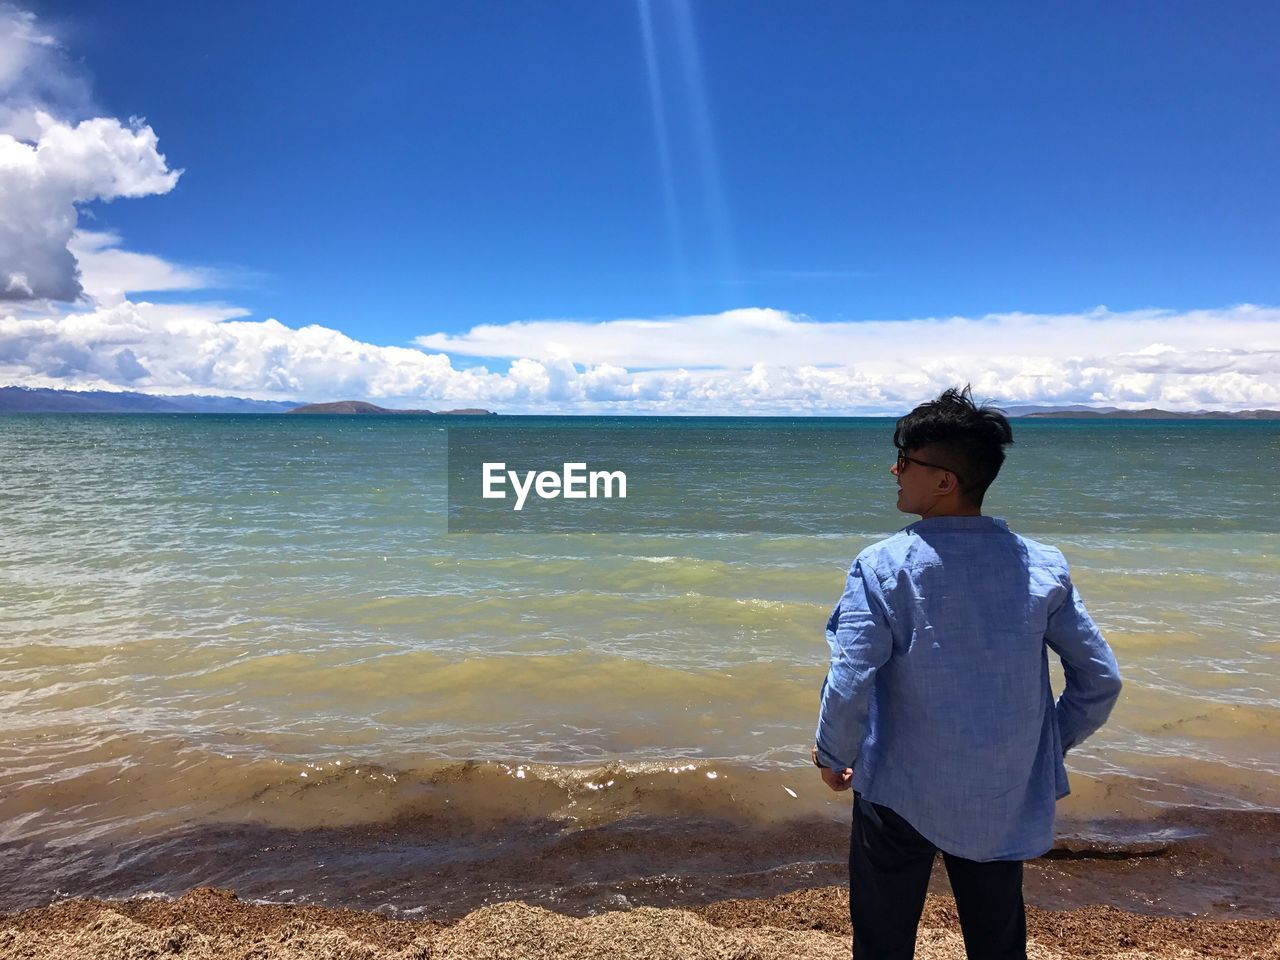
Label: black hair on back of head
xmin=893 ymin=384 xmax=1014 ymax=507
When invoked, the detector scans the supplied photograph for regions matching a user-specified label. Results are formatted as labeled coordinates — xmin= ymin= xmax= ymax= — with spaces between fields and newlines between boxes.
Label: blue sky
xmin=2 ymin=1 xmax=1278 ymax=411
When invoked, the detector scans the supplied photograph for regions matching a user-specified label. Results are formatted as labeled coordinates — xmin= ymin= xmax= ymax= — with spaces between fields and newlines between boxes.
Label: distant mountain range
xmin=1021 ymin=407 xmax=1280 ymax=419
xmin=0 ymin=387 xmax=1274 ymax=418
xmin=0 ymin=387 xmax=299 ymax=414
xmin=0 ymin=387 xmax=497 ymax=416
xmin=955 ymin=403 xmax=1278 ymax=419
xmin=1000 ymin=404 xmax=1121 ymax=416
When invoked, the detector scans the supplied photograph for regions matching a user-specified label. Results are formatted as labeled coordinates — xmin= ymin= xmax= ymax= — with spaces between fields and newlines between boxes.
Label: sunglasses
xmin=895 ymin=449 xmax=967 ymax=489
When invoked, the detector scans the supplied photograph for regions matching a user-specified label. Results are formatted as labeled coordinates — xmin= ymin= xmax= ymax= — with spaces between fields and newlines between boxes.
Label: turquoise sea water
xmin=1 ymin=414 xmax=1277 ymax=915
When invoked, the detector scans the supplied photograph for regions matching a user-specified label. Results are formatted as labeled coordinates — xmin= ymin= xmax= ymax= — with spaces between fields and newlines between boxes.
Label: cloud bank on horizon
xmin=0 ymin=4 xmax=1276 ymax=415
xmin=4 ymin=302 xmax=1277 ymax=414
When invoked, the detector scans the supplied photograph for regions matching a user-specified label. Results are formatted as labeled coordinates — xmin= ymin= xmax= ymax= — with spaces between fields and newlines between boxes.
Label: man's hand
xmin=820 ymin=765 xmax=853 ymax=792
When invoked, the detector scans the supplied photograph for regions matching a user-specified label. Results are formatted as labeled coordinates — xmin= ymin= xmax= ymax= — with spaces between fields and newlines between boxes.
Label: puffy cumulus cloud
xmin=416 ymin=305 xmax=1280 ymax=373
xmin=0 ymin=300 xmax=507 ymax=403
xmin=0 ymin=6 xmax=183 ymax=304
xmin=0 ymin=113 xmax=182 ymax=302
xmin=3 ymin=301 xmax=1278 ymax=414
xmin=407 ymin=304 xmax=1280 ymax=412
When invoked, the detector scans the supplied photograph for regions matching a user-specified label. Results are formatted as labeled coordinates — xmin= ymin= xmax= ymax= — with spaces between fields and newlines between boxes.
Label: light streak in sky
xmin=637 ymin=0 xmax=736 ymax=293
xmin=637 ymin=0 xmax=687 ymax=296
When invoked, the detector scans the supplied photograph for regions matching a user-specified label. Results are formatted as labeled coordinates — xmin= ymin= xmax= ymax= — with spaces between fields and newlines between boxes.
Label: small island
xmin=287 ymin=400 xmax=495 ymax=415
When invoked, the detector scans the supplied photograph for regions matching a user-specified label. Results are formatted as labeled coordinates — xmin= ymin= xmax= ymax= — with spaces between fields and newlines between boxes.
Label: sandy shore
xmin=1 ymin=885 xmax=1276 ymax=959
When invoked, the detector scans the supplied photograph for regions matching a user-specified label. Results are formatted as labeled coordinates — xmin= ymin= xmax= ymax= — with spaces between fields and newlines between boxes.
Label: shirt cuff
xmin=814 ymin=741 xmax=850 ymax=770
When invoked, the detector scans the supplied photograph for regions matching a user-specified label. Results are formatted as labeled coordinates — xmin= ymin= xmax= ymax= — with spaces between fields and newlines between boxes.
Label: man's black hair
xmin=893 ymin=384 xmax=1014 ymax=507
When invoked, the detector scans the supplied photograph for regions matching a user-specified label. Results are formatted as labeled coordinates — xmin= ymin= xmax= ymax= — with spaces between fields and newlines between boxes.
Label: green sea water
xmin=1 ymin=414 xmax=1277 ymax=913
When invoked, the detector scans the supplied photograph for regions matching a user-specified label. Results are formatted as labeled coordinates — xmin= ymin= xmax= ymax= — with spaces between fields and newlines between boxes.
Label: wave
xmin=3 ymin=733 xmax=1279 ymax=917
xmin=3 ymin=729 xmax=1277 ymax=844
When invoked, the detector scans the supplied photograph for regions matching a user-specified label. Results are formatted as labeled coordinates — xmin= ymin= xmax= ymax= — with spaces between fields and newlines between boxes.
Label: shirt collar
xmin=903 ymin=515 xmax=1010 ymax=534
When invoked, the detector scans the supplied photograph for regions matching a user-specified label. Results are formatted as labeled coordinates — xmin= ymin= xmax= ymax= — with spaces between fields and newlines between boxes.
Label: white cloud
xmin=0 ymin=113 xmax=182 ymax=302
xmin=2 ymin=302 xmax=1277 ymax=413
xmin=0 ymin=6 xmax=183 ymax=304
xmin=0 ymin=3 xmax=93 ymax=140
xmin=69 ymin=230 xmax=216 ymax=304
xmin=406 ymin=305 xmax=1280 ymax=412
xmin=413 ymin=305 xmax=1279 ymax=372
xmin=0 ymin=300 xmax=504 ymax=403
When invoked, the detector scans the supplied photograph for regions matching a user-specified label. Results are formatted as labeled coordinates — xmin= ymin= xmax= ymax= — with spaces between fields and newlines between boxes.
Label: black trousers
xmin=849 ymin=793 xmax=1027 ymax=960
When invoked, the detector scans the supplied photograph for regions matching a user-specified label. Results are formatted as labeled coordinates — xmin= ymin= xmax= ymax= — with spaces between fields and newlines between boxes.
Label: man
xmin=813 ymin=385 xmax=1122 ymax=960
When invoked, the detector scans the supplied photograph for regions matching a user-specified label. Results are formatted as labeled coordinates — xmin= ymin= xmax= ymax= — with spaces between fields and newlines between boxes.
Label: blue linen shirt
xmin=815 ymin=515 xmax=1122 ymax=862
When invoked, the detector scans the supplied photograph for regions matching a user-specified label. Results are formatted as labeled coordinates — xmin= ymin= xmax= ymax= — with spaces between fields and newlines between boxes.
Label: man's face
xmin=891 ymin=445 xmax=958 ymax=516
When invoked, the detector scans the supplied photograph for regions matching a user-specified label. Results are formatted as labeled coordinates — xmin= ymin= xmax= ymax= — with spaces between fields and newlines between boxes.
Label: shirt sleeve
xmin=814 ymin=554 xmax=895 ymax=770
xmin=1044 ymin=561 xmax=1123 ymax=753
